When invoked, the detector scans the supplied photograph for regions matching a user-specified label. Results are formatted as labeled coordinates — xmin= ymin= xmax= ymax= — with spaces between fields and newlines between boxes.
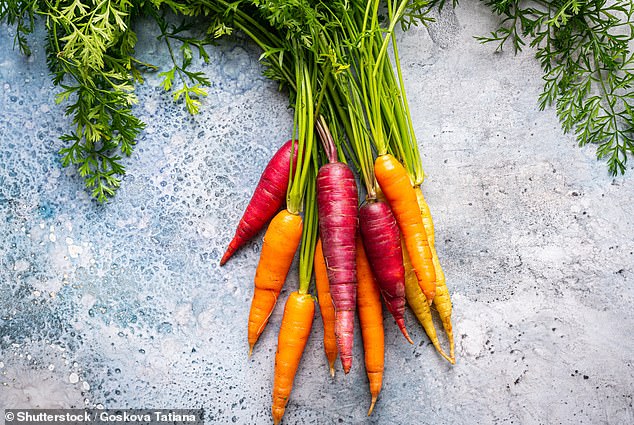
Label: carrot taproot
xmin=316 ymin=118 xmax=358 ymax=374
xmin=247 ymin=209 xmax=303 ymax=355
xmin=272 ymin=291 xmax=315 ymax=425
xmin=415 ymin=187 xmax=455 ymax=361
xmin=402 ymin=239 xmax=453 ymax=364
xmin=314 ymin=239 xmax=338 ymax=376
xmin=356 ymin=237 xmax=384 ymax=416
xmin=221 ymin=140 xmax=298 ymax=266
xmin=359 ymin=200 xmax=412 ymax=343
xmin=374 ymin=154 xmax=436 ymax=304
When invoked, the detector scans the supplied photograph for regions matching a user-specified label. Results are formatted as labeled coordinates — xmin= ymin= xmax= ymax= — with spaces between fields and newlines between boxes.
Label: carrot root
xmin=316 ymin=162 xmax=358 ymax=373
xmin=356 ymin=239 xmax=384 ymax=413
xmin=374 ymin=154 xmax=436 ymax=303
xmin=395 ymin=317 xmax=414 ymax=344
xmin=247 ymin=210 xmax=303 ymax=354
xmin=271 ymin=292 xmax=315 ymax=425
xmin=221 ymin=140 xmax=298 ymax=266
xmin=359 ymin=200 xmax=410 ymax=343
xmin=336 ymin=310 xmax=355 ymax=374
xmin=416 ymin=186 xmax=456 ymax=363
xmin=368 ymin=396 xmax=377 ymax=416
xmin=403 ymin=238 xmax=452 ymax=363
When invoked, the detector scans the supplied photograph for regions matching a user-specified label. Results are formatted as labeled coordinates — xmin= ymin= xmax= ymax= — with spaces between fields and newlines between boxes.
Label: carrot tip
xmin=396 ymin=319 xmax=414 ymax=344
xmin=439 ymin=350 xmax=453 ymax=364
xmin=329 ymin=365 xmax=335 ymax=378
xmin=220 ymin=249 xmax=232 ymax=266
xmin=273 ymin=418 xmax=281 ymax=425
xmin=248 ymin=344 xmax=254 ymax=358
xmin=368 ymin=397 xmax=377 ymax=416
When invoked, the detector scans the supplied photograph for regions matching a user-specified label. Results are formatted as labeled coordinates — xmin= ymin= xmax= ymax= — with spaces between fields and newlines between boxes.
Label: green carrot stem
xmin=287 ymin=44 xmax=315 ymax=214
xmin=298 ymin=166 xmax=318 ymax=294
xmin=390 ymin=24 xmax=424 ymax=185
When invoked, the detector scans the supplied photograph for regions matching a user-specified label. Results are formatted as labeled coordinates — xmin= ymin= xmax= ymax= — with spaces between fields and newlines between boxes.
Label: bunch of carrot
xmin=210 ymin=0 xmax=456 ymax=422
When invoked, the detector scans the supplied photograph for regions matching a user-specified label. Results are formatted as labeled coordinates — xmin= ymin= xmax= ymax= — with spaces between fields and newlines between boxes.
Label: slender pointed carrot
xmin=272 ymin=291 xmax=315 ymax=425
xmin=314 ymin=239 xmax=337 ymax=376
xmin=402 ymin=238 xmax=453 ymax=364
xmin=316 ymin=117 xmax=358 ymax=374
xmin=416 ymin=187 xmax=455 ymax=361
xmin=356 ymin=238 xmax=384 ymax=416
xmin=359 ymin=200 xmax=412 ymax=343
xmin=247 ymin=209 xmax=303 ymax=355
xmin=221 ymin=140 xmax=298 ymax=266
xmin=374 ymin=154 xmax=436 ymax=304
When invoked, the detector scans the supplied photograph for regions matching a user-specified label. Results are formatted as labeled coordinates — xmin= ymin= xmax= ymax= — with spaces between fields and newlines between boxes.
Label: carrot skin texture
xmin=416 ymin=189 xmax=435 ymax=246
xmin=402 ymin=239 xmax=453 ymax=364
xmin=356 ymin=238 xmax=384 ymax=416
xmin=359 ymin=201 xmax=412 ymax=343
xmin=416 ymin=188 xmax=455 ymax=361
xmin=374 ymin=154 xmax=436 ymax=303
xmin=432 ymin=256 xmax=454 ymax=360
xmin=248 ymin=210 xmax=303 ymax=354
xmin=221 ymin=140 xmax=298 ymax=266
xmin=272 ymin=292 xmax=315 ymax=425
xmin=316 ymin=162 xmax=358 ymax=374
xmin=314 ymin=239 xmax=338 ymax=376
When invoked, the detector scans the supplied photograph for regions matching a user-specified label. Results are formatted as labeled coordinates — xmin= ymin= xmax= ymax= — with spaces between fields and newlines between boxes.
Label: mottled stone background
xmin=1 ymin=3 xmax=632 ymax=424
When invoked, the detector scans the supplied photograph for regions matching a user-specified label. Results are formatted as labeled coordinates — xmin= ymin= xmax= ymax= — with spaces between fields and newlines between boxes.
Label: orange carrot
xmin=374 ymin=154 xmax=436 ymax=304
xmin=272 ymin=291 xmax=315 ymax=425
xmin=314 ymin=239 xmax=338 ymax=376
xmin=248 ymin=209 xmax=303 ymax=355
xmin=356 ymin=238 xmax=384 ymax=416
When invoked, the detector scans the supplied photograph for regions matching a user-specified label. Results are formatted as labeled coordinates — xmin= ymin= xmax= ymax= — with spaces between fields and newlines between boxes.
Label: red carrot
xmin=359 ymin=200 xmax=412 ymax=343
xmin=315 ymin=117 xmax=358 ymax=374
xmin=221 ymin=140 xmax=298 ymax=266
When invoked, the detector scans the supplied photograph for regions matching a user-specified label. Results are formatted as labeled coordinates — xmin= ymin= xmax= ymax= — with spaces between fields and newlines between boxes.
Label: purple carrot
xmin=221 ymin=140 xmax=298 ymax=266
xmin=359 ymin=200 xmax=412 ymax=343
xmin=315 ymin=117 xmax=358 ymax=374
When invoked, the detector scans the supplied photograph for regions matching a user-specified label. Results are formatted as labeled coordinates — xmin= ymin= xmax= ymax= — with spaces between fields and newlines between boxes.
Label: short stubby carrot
xmin=317 ymin=162 xmax=358 ymax=374
xmin=415 ymin=187 xmax=455 ymax=361
xmin=272 ymin=291 xmax=315 ymax=425
xmin=374 ymin=154 xmax=436 ymax=304
xmin=314 ymin=239 xmax=337 ymax=376
xmin=248 ymin=209 xmax=303 ymax=355
xmin=402 ymin=239 xmax=452 ymax=363
xmin=221 ymin=140 xmax=298 ymax=266
xmin=359 ymin=200 xmax=412 ymax=343
xmin=356 ymin=238 xmax=384 ymax=416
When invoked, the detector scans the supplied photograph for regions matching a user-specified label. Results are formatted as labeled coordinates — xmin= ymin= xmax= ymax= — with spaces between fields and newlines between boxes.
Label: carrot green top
xmin=286 ymin=43 xmax=317 ymax=215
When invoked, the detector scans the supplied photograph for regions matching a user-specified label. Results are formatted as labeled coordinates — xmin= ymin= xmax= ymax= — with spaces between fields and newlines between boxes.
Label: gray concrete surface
xmin=1 ymin=3 xmax=633 ymax=424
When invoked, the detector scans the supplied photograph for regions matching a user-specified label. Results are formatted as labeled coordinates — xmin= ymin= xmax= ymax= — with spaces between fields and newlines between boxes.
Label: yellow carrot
xmin=402 ymin=238 xmax=452 ymax=364
xmin=415 ymin=187 xmax=455 ymax=362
